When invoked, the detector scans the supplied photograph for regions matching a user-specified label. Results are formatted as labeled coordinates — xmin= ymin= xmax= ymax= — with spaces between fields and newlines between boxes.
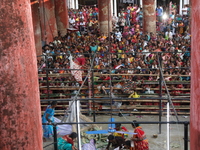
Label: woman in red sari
xmin=130 ymin=120 xmax=149 ymax=150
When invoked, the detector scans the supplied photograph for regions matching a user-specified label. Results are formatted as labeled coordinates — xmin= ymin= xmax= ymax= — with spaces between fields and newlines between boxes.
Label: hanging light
xmin=162 ymin=13 xmax=168 ymax=20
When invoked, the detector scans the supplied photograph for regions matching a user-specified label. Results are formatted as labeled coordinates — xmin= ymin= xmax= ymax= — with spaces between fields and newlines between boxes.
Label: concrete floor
xmin=43 ymin=114 xmax=190 ymax=150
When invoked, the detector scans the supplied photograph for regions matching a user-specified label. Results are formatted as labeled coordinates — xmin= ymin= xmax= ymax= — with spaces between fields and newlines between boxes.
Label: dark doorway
xmin=157 ymin=0 xmax=180 ymax=7
xmin=79 ymin=0 xmax=97 ymax=6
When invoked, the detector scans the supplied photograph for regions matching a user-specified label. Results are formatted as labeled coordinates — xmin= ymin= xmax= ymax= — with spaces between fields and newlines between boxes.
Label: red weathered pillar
xmin=0 ymin=0 xmax=42 ymax=150
xmin=190 ymin=0 xmax=200 ymax=149
xmin=55 ymin=0 xmax=69 ymax=36
xmin=31 ymin=0 xmax=43 ymax=58
xmin=98 ymin=0 xmax=112 ymax=36
xmin=142 ymin=0 xmax=156 ymax=34
xmin=39 ymin=0 xmax=58 ymax=43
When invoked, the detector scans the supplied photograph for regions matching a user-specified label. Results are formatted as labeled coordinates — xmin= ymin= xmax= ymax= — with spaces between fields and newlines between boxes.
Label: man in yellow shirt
xmin=113 ymin=123 xmax=128 ymax=139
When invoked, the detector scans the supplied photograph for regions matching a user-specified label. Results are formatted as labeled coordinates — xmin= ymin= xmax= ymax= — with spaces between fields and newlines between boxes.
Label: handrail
xmin=38 ymin=73 xmax=191 ymax=77
xmin=42 ymin=121 xmax=189 ymax=150
xmin=37 ymin=51 xmax=191 ymax=57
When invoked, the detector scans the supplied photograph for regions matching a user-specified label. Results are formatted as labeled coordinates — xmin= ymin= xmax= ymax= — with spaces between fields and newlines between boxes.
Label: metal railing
xmin=43 ymin=121 xmax=190 ymax=150
xmin=39 ymin=52 xmax=191 ymax=138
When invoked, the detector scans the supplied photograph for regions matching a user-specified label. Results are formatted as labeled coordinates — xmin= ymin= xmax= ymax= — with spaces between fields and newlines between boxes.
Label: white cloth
xmin=54 ymin=117 xmax=72 ymax=136
xmin=82 ymin=139 xmax=96 ymax=150
xmin=115 ymin=64 xmax=123 ymax=69
xmin=114 ymin=147 xmax=120 ymax=150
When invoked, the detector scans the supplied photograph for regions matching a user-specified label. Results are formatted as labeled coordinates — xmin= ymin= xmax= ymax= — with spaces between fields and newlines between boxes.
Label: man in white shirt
xmin=172 ymin=21 xmax=178 ymax=35
xmin=79 ymin=20 xmax=85 ymax=32
xmin=182 ymin=5 xmax=188 ymax=16
xmin=165 ymin=29 xmax=173 ymax=40
xmin=142 ymin=46 xmax=150 ymax=58
xmin=69 ymin=17 xmax=75 ymax=28
xmin=115 ymin=29 xmax=122 ymax=41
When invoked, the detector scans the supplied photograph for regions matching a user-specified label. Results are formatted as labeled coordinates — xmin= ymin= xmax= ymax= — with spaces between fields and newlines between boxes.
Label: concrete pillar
xmin=75 ymin=0 xmax=79 ymax=9
xmin=71 ymin=0 xmax=75 ymax=9
xmin=39 ymin=0 xmax=58 ymax=44
xmin=140 ymin=0 xmax=143 ymax=7
xmin=0 ymin=0 xmax=42 ymax=149
xmin=190 ymin=1 xmax=200 ymax=150
xmin=111 ymin=0 xmax=113 ymax=15
xmin=68 ymin=0 xmax=70 ymax=8
xmin=179 ymin=0 xmax=183 ymax=15
xmin=98 ymin=0 xmax=112 ymax=35
xmin=114 ymin=0 xmax=117 ymax=17
xmin=142 ymin=0 xmax=156 ymax=34
xmin=55 ymin=0 xmax=69 ymax=36
xmin=31 ymin=0 xmax=42 ymax=58
xmin=155 ymin=0 xmax=157 ymax=9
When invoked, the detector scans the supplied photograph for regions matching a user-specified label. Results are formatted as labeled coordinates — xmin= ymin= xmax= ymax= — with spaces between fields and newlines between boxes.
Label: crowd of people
xmin=40 ymin=2 xmax=191 ymax=150
xmin=38 ymin=3 xmax=191 ymax=102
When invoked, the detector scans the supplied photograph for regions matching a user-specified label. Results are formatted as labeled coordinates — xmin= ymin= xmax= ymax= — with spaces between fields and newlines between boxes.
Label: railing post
xmin=88 ymin=74 xmax=92 ymax=116
xmin=184 ymin=122 xmax=189 ymax=150
xmin=92 ymin=69 xmax=96 ymax=122
xmin=158 ymin=53 xmax=162 ymax=134
xmin=45 ymin=55 xmax=50 ymax=103
xmin=53 ymin=124 xmax=58 ymax=150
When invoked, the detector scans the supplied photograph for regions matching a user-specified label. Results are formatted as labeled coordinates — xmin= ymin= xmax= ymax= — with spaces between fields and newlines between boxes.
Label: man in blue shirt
xmin=156 ymin=6 xmax=163 ymax=22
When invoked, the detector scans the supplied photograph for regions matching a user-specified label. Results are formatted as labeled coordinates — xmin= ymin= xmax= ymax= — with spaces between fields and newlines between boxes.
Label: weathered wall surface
xmin=98 ymin=0 xmax=112 ymax=35
xmin=190 ymin=0 xmax=200 ymax=150
xmin=55 ymin=0 xmax=69 ymax=36
xmin=143 ymin=0 xmax=156 ymax=34
xmin=0 ymin=0 xmax=42 ymax=149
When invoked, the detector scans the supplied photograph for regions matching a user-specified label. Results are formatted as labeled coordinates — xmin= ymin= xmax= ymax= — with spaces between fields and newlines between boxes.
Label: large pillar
xmin=114 ymin=0 xmax=117 ymax=17
xmin=75 ymin=0 xmax=79 ymax=9
xmin=71 ymin=0 xmax=75 ymax=9
xmin=111 ymin=0 xmax=113 ymax=15
xmin=98 ymin=0 xmax=112 ymax=36
xmin=190 ymin=1 xmax=200 ymax=150
xmin=68 ymin=0 xmax=71 ymax=8
xmin=55 ymin=0 xmax=69 ymax=36
xmin=0 ymin=0 xmax=42 ymax=149
xmin=140 ymin=0 xmax=143 ymax=7
xmin=39 ymin=0 xmax=58 ymax=44
xmin=31 ymin=0 xmax=42 ymax=58
xmin=142 ymin=0 xmax=156 ymax=34
xmin=179 ymin=0 xmax=183 ymax=15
